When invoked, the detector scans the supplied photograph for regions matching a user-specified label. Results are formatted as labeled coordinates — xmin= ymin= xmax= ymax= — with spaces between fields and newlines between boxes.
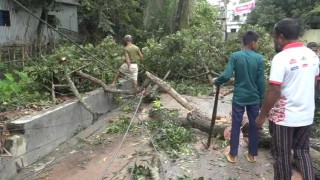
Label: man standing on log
xmin=112 ymin=35 xmax=143 ymax=91
xmin=214 ymin=31 xmax=265 ymax=163
xmin=256 ymin=18 xmax=319 ymax=180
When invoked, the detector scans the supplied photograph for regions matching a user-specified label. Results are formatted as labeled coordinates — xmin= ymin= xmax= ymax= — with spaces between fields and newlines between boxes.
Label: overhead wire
xmin=12 ymin=0 xmax=138 ymax=85
xmin=98 ymin=89 xmax=146 ymax=180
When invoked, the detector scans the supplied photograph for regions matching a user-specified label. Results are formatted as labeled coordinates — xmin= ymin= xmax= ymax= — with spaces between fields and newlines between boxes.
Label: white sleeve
xmin=269 ymin=55 xmax=285 ymax=85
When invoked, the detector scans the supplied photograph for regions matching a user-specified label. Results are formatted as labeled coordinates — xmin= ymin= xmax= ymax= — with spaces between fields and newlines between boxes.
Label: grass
xmin=105 ymin=115 xmax=135 ymax=134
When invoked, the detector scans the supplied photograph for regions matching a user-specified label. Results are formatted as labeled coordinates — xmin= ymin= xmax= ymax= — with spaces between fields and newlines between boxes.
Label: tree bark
xmin=76 ymin=70 xmax=151 ymax=95
xmin=173 ymin=0 xmax=186 ymax=32
xmin=145 ymin=71 xmax=195 ymax=111
xmin=62 ymin=60 xmax=99 ymax=122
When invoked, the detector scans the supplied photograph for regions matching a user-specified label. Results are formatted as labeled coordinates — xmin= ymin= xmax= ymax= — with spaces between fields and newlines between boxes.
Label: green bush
xmin=24 ymin=36 xmax=124 ymax=92
xmin=141 ymin=1 xmax=227 ymax=79
xmin=0 ymin=71 xmax=49 ymax=111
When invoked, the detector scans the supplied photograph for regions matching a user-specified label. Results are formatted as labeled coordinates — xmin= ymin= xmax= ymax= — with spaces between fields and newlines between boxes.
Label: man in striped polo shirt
xmin=256 ymin=18 xmax=319 ymax=180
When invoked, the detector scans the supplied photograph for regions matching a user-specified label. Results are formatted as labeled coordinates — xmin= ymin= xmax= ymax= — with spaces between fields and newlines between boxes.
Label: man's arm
xmin=215 ymin=56 xmax=235 ymax=85
xmin=256 ymin=54 xmax=285 ymax=129
xmin=256 ymin=84 xmax=281 ymax=129
xmin=257 ymin=60 xmax=266 ymax=105
xmin=125 ymin=51 xmax=132 ymax=73
xmin=138 ymin=49 xmax=143 ymax=59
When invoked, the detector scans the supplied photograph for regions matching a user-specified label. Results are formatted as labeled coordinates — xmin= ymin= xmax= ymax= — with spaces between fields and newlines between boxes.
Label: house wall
xmin=0 ymin=0 xmax=42 ymax=45
xmin=41 ymin=3 xmax=79 ymax=44
xmin=0 ymin=0 xmax=79 ymax=45
xmin=50 ymin=3 xmax=78 ymax=32
xmin=301 ymin=29 xmax=320 ymax=44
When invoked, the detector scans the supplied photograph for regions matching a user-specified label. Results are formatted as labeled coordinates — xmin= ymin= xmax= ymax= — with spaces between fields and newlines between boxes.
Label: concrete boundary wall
xmin=0 ymin=89 xmax=115 ymax=180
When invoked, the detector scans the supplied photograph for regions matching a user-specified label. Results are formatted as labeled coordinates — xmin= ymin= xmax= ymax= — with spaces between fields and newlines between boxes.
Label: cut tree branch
xmin=76 ymin=70 xmax=151 ymax=95
xmin=145 ymin=71 xmax=195 ymax=111
xmin=61 ymin=58 xmax=99 ymax=122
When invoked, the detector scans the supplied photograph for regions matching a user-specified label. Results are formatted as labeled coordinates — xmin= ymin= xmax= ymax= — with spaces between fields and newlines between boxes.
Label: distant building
xmin=0 ymin=0 xmax=80 ymax=45
xmin=226 ymin=0 xmax=255 ymax=33
xmin=207 ymin=0 xmax=256 ymax=33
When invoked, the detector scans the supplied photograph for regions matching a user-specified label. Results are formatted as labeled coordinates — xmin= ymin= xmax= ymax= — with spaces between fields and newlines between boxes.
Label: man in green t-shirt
xmin=112 ymin=35 xmax=143 ymax=91
xmin=214 ymin=31 xmax=265 ymax=163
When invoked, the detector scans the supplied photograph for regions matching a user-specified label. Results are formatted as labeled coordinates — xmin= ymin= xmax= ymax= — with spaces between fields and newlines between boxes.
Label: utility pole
xmin=220 ymin=0 xmax=228 ymax=42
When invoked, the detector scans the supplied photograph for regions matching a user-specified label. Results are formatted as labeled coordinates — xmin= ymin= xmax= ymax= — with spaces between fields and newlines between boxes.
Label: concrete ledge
xmin=0 ymin=89 xmax=115 ymax=180
xmin=0 ymin=156 xmax=17 ymax=180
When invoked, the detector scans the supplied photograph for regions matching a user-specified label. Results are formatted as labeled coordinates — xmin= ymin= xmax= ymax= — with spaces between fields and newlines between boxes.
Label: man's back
xmin=269 ymin=43 xmax=319 ymax=126
xmin=230 ymin=50 xmax=265 ymax=105
xmin=125 ymin=44 xmax=140 ymax=63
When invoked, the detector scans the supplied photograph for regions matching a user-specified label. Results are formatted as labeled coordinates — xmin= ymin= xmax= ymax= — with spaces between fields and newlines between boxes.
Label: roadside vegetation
xmin=1 ymin=1 xmax=276 ymax=115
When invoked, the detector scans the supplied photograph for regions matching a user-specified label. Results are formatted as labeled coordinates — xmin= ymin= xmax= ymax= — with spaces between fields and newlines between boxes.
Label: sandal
xmin=244 ymin=151 xmax=256 ymax=162
xmin=224 ymin=152 xmax=236 ymax=163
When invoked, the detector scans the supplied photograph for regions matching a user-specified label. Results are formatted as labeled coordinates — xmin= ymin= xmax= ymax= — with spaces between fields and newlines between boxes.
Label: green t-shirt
xmin=124 ymin=45 xmax=141 ymax=63
xmin=215 ymin=50 xmax=265 ymax=106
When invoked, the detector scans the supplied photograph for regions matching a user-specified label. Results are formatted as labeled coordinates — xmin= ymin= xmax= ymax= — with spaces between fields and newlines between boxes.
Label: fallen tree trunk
xmin=145 ymin=71 xmax=194 ymax=111
xmin=149 ymin=108 xmax=229 ymax=138
xmin=145 ymin=71 xmax=320 ymax=178
xmin=76 ymin=70 xmax=151 ymax=95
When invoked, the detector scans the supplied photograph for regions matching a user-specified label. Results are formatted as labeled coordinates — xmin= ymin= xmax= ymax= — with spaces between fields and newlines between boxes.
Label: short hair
xmin=242 ymin=31 xmax=260 ymax=45
xmin=307 ymin=42 xmax=318 ymax=49
xmin=124 ymin=35 xmax=132 ymax=42
xmin=274 ymin=18 xmax=302 ymax=40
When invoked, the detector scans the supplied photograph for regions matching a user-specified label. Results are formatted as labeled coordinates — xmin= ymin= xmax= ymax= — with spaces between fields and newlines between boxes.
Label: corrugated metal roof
xmin=55 ymin=0 xmax=80 ymax=6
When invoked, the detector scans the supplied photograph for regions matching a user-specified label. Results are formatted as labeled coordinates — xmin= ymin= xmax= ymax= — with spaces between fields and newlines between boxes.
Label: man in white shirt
xmin=256 ymin=18 xmax=319 ymax=180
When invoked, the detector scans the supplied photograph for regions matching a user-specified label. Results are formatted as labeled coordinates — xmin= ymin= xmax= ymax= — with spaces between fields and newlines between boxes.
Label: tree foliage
xmin=79 ymin=0 xmax=146 ymax=43
xmin=24 ymin=36 xmax=124 ymax=91
xmin=0 ymin=71 xmax=47 ymax=111
xmin=247 ymin=0 xmax=320 ymax=30
xmin=144 ymin=0 xmax=196 ymax=35
xmin=142 ymin=1 xmax=226 ymax=79
xmin=80 ymin=0 xmax=196 ymax=44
